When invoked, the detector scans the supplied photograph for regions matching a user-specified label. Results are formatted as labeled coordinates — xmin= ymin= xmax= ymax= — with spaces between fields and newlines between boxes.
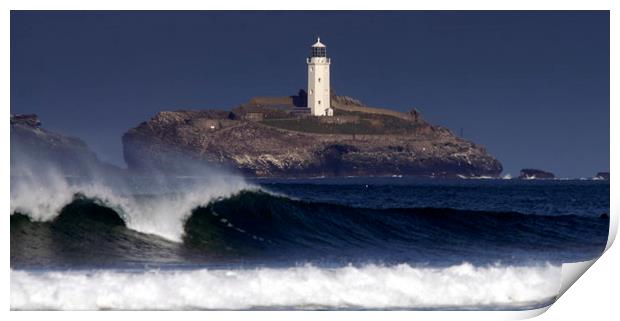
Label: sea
xmin=10 ymin=172 xmax=610 ymax=310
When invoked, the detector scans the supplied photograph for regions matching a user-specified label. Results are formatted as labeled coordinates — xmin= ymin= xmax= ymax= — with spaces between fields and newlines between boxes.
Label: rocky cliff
xmin=11 ymin=114 xmax=118 ymax=177
xmin=122 ymin=99 xmax=503 ymax=178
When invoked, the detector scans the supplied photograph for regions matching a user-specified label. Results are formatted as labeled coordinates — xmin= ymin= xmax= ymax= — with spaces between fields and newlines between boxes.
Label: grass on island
xmin=260 ymin=110 xmax=420 ymax=135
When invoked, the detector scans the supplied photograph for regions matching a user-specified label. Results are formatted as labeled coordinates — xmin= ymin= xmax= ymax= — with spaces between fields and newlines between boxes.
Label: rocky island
xmin=518 ymin=168 xmax=556 ymax=179
xmin=13 ymin=37 xmax=503 ymax=179
xmin=594 ymin=172 xmax=610 ymax=180
xmin=11 ymin=114 xmax=119 ymax=177
xmin=122 ymin=94 xmax=503 ymax=178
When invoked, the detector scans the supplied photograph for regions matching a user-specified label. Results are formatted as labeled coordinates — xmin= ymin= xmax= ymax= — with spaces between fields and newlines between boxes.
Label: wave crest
xmin=181 ymin=190 xmax=608 ymax=256
xmin=12 ymin=187 xmax=609 ymax=264
xmin=11 ymin=165 xmax=253 ymax=242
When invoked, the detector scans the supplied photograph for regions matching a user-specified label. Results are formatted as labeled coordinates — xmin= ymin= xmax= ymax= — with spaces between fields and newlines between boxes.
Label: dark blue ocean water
xmin=257 ymin=177 xmax=608 ymax=217
xmin=11 ymin=177 xmax=609 ymax=269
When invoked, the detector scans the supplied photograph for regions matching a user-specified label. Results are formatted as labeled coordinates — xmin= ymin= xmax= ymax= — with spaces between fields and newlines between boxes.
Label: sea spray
xmin=10 ymin=159 xmax=254 ymax=242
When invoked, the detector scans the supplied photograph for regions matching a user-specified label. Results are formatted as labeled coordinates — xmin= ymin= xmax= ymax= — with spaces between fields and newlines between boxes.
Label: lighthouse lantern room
xmin=307 ymin=38 xmax=333 ymax=116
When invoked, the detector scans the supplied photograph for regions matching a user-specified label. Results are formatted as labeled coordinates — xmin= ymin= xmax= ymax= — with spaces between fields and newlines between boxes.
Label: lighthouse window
xmin=318 ymin=100 xmax=321 ymax=105
xmin=318 ymin=78 xmax=321 ymax=83
xmin=311 ymin=47 xmax=326 ymax=57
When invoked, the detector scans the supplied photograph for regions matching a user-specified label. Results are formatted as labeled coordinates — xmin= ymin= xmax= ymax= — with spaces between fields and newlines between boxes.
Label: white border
xmin=3 ymin=1 xmax=616 ymax=320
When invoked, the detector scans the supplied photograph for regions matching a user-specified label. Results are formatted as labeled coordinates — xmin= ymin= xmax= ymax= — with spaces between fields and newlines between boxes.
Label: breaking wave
xmin=12 ymin=189 xmax=609 ymax=250
xmin=10 ymin=167 xmax=252 ymax=242
xmin=10 ymin=164 xmax=609 ymax=267
xmin=10 ymin=263 xmax=560 ymax=310
xmin=11 ymin=189 xmax=609 ymax=268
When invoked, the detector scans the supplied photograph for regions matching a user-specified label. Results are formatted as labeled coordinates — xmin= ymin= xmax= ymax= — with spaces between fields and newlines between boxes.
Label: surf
xmin=10 ymin=262 xmax=560 ymax=310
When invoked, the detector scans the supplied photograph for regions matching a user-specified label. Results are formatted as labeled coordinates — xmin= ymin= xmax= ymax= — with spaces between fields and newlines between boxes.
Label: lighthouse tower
xmin=307 ymin=38 xmax=332 ymax=116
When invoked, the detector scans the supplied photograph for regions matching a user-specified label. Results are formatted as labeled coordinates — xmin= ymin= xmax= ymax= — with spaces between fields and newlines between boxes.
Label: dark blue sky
xmin=11 ymin=11 xmax=609 ymax=177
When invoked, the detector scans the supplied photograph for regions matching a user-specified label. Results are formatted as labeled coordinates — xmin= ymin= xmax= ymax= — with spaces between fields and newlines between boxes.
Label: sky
xmin=11 ymin=11 xmax=609 ymax=178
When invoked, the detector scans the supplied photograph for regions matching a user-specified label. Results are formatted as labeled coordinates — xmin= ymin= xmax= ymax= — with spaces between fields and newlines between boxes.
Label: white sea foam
xmin=10 ymin=263 xmax=560 ymax=310
xmin=10 ymin=162 xmax=253 ymax=242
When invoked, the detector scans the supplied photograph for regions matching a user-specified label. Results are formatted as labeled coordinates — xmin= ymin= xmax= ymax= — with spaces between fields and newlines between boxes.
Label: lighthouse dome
xmin=312 ymin=37 xmax=326 ymax=48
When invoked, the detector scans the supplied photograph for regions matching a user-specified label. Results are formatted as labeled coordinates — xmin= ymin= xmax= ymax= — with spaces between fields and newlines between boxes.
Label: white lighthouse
xmin=307 ymin=37 xmax=333 ymax=116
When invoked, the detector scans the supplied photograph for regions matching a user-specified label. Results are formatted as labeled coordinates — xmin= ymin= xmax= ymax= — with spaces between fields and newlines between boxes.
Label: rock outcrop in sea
xmin=11 ymin=114 xmax=119 ymax=176
xmin=518 ymin=168 xmax=556 ymax=179
xmin=122 ymin=95 xmax=503 ymax=178
xmin=594 ymin=172 xmax=610 ymax=180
